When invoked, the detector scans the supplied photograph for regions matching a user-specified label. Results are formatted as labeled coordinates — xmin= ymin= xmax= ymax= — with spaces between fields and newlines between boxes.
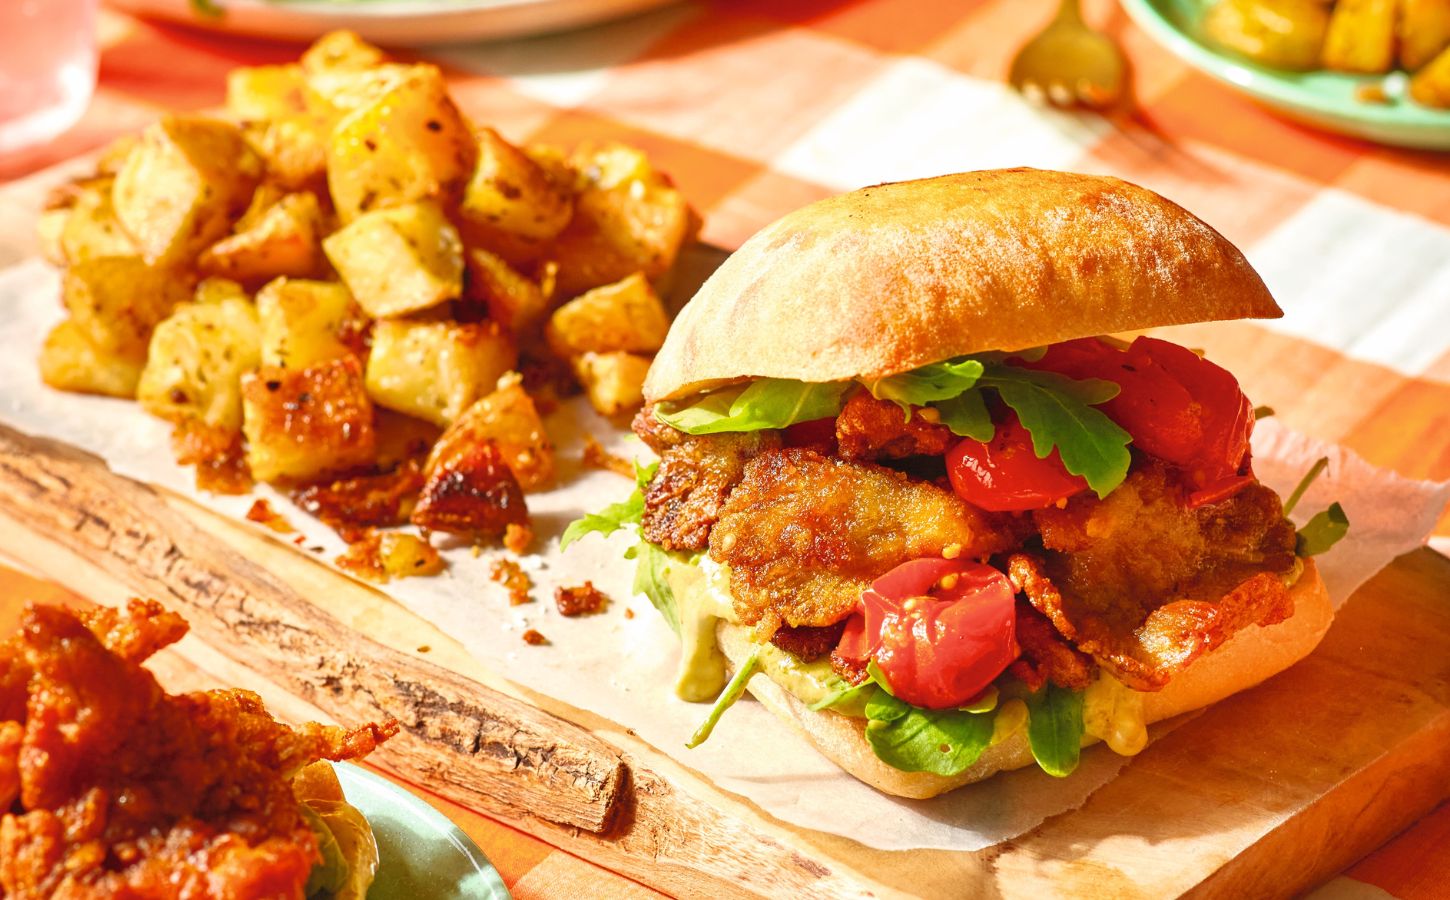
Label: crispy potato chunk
xmin=548 ymin=143 xmax=699 ymax=298
xmin=365 ymin=319 xmax=517 ymax=426
xmin=192 ymin=276 xmax=249 ymax=306
xmin=460 ymin=128 xmax=574 ymax=242
xmin=39 ymin=320 xmax=145 ymax=398
xmin=112 ymin=116 xmax=261 ymax=266
xmin=326 ymin=64 xmax=475 ymax=222
xmin=412 ymin=440 xmax=529 ymax=540
xmin=301 ymin=30 xmax=385 ymax=76
xmin=546 ymin=272 xmax=669 ymax=357
xmin=256 ymin=277 xmax=356 ymax=369
xmin=58 ymin=177 xmax=136 ymax=263
xmin=199 ymin=191 xmax=324 ymax=284
xmin=467 ymin=248 xmax=549 ymax=337
xmin=62 ymin=256 xmax=194 ymax=362
xmin=572 ymin=351 xmax=651 ymax=417
xmin=1401 ymin=0 xmax=1450 ymax=70
xmin=337 ymin=530 xmax=444 ymax=582
xmin=137 ymin=298 xmax=262 ymax=430
xmin=242 ymin=358 xmax=376 ymax=482
xmin=1322 ymin=0 xmax=1398 ymax=73
xmin=1201 ymin=0 xmax=1329 ymax=70
xmin=225 ymin=63 xmax=313 ymax=121
xmin=1411 ymin=43 xmax=1450 ymax=106
xmin=428 ymin=375 xmax=554 ymax=491
xmin=243 ymin=115 xmax=333 ymax=192
xmin=322 ymin=200 xmax=464 ymax=317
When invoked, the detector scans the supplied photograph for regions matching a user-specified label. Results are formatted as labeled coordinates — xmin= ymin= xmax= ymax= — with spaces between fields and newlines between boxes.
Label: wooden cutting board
xmin=0 ymin=424 xmax=1446 ymax=899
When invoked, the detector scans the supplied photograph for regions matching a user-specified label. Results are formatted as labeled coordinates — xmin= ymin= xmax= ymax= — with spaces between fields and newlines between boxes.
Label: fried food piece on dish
xmin=634 ymin=406 xmax=780 ymax=552
xmin=834 ymin=391 xmax=954 ymax=461
xmin=0 ymin=599 xmax=396 ymax=899
xmin=710 ymin=448 xmax=1029 ymax=635
xmin=1012 ymin=464 xmax=1298 ymax=690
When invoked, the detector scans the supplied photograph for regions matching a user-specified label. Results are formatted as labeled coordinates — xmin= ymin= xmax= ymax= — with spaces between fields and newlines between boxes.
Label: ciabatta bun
xmin=645 ymin=169 xmax=1280 ymax=403
xmin=715 ymin=559 xmax=1330 ymax=800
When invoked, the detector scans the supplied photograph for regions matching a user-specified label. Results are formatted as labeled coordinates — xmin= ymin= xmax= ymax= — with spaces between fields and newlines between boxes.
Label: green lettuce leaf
xmin=300 ymin=804 xmax=350 ymax=898
xmin=807 ymin=679 xmax=876 ymax=714
xmin=979 ymin=367 xmax=1132 ymax=498
xmin=1296 ymin=502 xmax=1349 ymax=556
xmin=863 ymin=696 xmax=997 ymax=776
xmin=655 ymin=379 xmax=850 ymax=435
xmin=931 ymin=389 xmax=994 ymax=441
xmin=625 ymin=540 xmax=681 ymax=635
xmin=1024 ymin=683 xmax=1085 ymax=777
xmin=865 ymin=358 xmax=985 ymax=412
xmin=559 ymin=461 xmax=656 ymax=550
xmin=686 ymin=648 xmax=761 ymax=748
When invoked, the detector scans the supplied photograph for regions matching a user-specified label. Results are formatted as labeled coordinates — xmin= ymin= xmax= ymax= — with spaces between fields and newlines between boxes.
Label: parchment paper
xmin=1 ymin=258 xmax=1445 ymax=852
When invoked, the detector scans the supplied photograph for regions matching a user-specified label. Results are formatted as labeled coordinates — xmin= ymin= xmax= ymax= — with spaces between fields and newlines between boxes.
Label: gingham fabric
xmin=2 ymin=2 xmax=1448 ymax=896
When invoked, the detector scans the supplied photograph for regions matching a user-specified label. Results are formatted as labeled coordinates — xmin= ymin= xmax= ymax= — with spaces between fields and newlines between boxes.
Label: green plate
xmin=334 ymin=763 xmax=511 ymax=900
xmin=1121 ymin=0 xmax=1450 ymax=149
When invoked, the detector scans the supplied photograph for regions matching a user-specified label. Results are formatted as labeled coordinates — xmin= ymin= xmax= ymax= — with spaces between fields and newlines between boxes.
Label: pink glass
xmin=0 ymin=0 xmax=100 ymax=155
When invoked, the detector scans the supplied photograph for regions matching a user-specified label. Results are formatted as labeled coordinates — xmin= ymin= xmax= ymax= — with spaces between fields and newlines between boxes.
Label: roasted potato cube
xmin=548 ymin=143 xmax=699 ymax=298
xmin=467 ymin=248 xmax=548 ymax=336
xmin=322 ymin=201 xmax=464 ymax=317
xmin=112 ymin=116 xmax=262 ymax=266
xmin=365 ymin=319 xmax=517 ymax=426
xmin=412 ymin=440 xmax=528 ymax=539
xmin=243 ymin=115 xmax=333 ymax=192
xmin=572 ymin=351 xmax=650 ymax=417
xmin=59 ymin=178 xmax=136 ymax=263
xmin=301 ymin=30 xmax=386 ymax=76
xmin=39 ymin=319 xmax=145 ymax=398
xmin=95 ymin=134 xmax=139 ymax=176
xmin=198 ymin=191 xmax=324 ymax=283
xmin=242 ymin=357 xmax=376 ymax=482
xmin=226 ymin=64 xmax=312 ymax=121
xmin=37 ymin=208 xmax=68 ymax=266
xmin=337 ymin=530 xmax=444 ymax=582
xmin=428 ymin=375 xmax=554 ymax=491
xmin=1411 ymin=44 xmax=1450 ymax=106
xmin=326 ymin=64 xmax=475 ymax=222
xmin=63 ymin=256 xmax=193 ymax=361
xmin=1322 ymin=0 xmax=1398 ymax=73
xmin=256 ymin=277 xmax=356 ymax=369
xmin=137 ymin=298 xmax=262 ymax=430
xmin=1402 ymin=0 xmax=1450 ymax=70
xmin=194 ymin=277 xmax=249 ymax=306
xmin=459 ymin=128 xmax=573 ymax=241
xmin=546 ymin=272 xmax=669 ymax=357
xmin=1201 ymin=0 xmax=1329 ymax=70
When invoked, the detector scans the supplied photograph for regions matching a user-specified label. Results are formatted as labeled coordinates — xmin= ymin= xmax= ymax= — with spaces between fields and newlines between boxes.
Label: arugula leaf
xmin=865 ymin=358 xmax=985 ymax=413
xmin=1296 ymin=502 xmax=1349 ymax=556
xmin=1024 ymin=683 xmax=1085 ymax=777
xmin=626 ymin=541 xmax=681 ymax=635
xmin=932 ymin=389 xmax=994 ymax=441
xmin=686 ymin=648 xmax=761 ymax=748
xmin=559 ymin=461 xmax=657 ymax=551
xmin=979 ymin=366 xmax=1132 ymax=498
xmin=808 ymin=679 xmax=876 ymax=714
xmin=864 ymin=702 xmax=996 ymax=776
xmin=300 ymin=804 xmax=349 ymax=897
xmin=655 ymin=379 xmax=850 ymax=435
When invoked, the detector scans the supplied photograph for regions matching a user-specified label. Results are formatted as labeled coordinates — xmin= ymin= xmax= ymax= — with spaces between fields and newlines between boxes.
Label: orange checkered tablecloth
xmin=2 ymin=2 xmax=1449 ymax=897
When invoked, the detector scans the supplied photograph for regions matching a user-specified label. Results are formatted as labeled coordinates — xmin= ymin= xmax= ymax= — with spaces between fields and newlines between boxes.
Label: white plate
xmin=107 ymin=0 xmax=681 ymax=45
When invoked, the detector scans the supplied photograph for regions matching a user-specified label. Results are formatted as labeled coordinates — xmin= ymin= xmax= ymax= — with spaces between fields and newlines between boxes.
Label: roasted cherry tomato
xmin=836 ymin=558 xmax=1018 ymax=710
xmin=945 ymin=413 xmax=1089 ymax=512
xmin=1025 ymin=337 xmax=1254 ymax=504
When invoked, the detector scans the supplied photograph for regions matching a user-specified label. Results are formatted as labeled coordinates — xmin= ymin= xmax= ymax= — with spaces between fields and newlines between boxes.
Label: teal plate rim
xmin=333 ymin=762 xmax=511 ymax=900
xmin=1120 ymin=0 xmax=1450 ymax=149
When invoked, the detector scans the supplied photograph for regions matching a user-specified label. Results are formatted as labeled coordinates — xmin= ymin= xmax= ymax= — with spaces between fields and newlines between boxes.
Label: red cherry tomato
xmin=1025 ymin=337 xmax=1254 ymax=504
xmin=945 ymin=413 xmax=1089 ymax=512
xmin=835 ymin=558 xmax=1018 ymax=710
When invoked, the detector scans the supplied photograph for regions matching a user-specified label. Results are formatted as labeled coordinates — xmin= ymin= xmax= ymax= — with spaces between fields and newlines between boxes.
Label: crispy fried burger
xmin=565 ymin=168 xmax=1346 ymax=799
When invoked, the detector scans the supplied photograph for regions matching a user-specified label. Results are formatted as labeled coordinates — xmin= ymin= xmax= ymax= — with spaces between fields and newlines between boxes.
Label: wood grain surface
xmin=1 ymin=421 xmax=1447 ymax=899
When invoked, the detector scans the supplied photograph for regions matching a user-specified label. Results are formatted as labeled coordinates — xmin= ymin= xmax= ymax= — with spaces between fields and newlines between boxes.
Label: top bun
xmin=645 ymin=169 xmax=1280 ymax=403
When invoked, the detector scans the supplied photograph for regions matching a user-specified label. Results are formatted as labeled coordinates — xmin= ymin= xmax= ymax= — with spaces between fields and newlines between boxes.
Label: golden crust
xmin=716 ymin=559 xmax=1330 ymax=799
xmin=646 ymin=169 xmax=1280 ymax=402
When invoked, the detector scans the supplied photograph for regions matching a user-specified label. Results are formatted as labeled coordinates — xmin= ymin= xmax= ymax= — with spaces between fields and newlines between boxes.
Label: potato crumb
xmin=623 ymin=608 xmax=635 ymax=620
xmin=488 ymin=558 xmax=532 ymax=605
xmin=245 ymin=498 xmax=295 ymax=534
xmin=522 ymin=629 xmax=548 ymax=645
xmin=1355 ymin=83 xmax=1391 ymax=105
xmin=581 ymin=434 xmax=634 ymax=478
xmin=554 ymin=582 xmax=609 ymax=617
xmin=337 ymin=530 xmax=443 ymax=583
xmin=503 ymin=522 xmax=533 ymax=555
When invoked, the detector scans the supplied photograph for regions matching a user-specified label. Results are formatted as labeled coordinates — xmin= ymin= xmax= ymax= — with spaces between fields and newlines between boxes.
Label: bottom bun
xmin=715 ymin=559 xmax=1331 ymax=799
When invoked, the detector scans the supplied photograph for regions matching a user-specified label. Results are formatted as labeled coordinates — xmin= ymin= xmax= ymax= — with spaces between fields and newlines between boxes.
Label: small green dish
xmin=333 ymin=763 xmax=511 ymax=900
xmin=1121 ymin=0 xmax=1450 ymax=150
